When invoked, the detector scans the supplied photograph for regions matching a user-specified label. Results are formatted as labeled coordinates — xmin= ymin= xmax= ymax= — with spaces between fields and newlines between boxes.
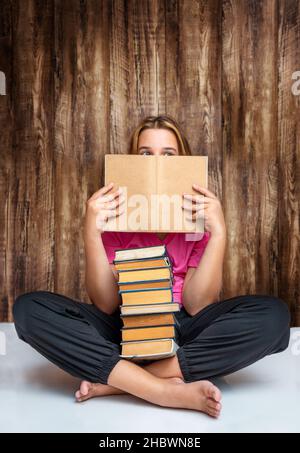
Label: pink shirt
xmin=101 ymin=231 xmax=211 ymax=307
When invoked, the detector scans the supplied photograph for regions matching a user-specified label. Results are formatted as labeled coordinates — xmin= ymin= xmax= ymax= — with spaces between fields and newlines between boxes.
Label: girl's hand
xmin=182 ymin=184 xmax=226 ymax=238
xmin=84 ymin=182 xmax=125 ymax=236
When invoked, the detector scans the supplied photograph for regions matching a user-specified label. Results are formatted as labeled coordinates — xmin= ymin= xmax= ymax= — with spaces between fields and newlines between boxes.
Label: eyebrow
xmin=138 ymin=146 xmax=177 ymax=152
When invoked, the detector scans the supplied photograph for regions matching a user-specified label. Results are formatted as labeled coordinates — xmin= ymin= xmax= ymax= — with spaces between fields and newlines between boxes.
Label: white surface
xmin=0 ymin=323 xmax=300 ymax=433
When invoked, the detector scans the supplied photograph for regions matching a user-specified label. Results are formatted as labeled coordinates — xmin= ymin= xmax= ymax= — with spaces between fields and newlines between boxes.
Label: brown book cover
xmin=118 ymin=267 xmax=172 ymax=284
xmin=120 ymin=288 xmax=173 ymax=306
xmin=121 ymin=325 xmax=175 ymax=342
xmin=104 ymin=154 xmax=207 ymax=233
xmin=121 ymin=312 xmax=175 ymax=328
xmin=120 ymin=338 xmax=179 ymax=361
xmin=114 ymin=257 xmax=170 ymax=271
xmin=118 ymin=279 xmax=172 ymax=291
xmin=120 ymin=302 xmax=180 ymax=316
xmin=114 ymin=244 xmax=171 ymax=263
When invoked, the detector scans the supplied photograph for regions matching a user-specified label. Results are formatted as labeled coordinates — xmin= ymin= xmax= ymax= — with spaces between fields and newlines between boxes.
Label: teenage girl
xmin=13 ymin=115 xmax=290 ymax=418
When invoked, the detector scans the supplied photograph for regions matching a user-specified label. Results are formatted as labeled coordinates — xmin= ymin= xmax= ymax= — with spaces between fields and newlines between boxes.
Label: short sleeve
xmin=101 ymin=231 xmax=122 ymax=264
xmin=187 ymin=231 xmax=211 ymax=268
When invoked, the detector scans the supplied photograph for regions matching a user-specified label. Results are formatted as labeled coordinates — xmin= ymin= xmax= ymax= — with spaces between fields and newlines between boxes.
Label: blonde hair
xmin=129 ymin=115 xmax=192 ymax=155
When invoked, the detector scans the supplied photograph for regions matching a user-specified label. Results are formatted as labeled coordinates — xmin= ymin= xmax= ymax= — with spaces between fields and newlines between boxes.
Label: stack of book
xmin=113 ymin=245 xmax=180 ymax=361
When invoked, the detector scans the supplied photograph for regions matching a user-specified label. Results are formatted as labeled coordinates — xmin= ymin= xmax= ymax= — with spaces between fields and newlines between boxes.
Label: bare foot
xmin=162 ymin=380 xmax=222 ymax=418
xmin=75 ymin=377 xmax=184 ymax=403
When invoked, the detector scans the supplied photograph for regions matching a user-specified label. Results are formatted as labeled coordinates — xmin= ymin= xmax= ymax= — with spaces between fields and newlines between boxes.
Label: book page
xmin=103 ymin=154 xmax=208 ymax=232
xmin=157 ymin=156 xmax=208 ymax=232
xmin=104 ymin=154 xmax=156 ymax=231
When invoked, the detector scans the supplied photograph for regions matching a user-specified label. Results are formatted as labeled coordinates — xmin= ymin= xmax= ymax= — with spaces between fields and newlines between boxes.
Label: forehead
xmin=138 ymin=128 xmax=178 ymax=146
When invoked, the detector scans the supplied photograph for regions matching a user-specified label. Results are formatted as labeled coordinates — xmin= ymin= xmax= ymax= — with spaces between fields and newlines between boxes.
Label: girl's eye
xmin=139 ymin=151 xmax=174 ymax=156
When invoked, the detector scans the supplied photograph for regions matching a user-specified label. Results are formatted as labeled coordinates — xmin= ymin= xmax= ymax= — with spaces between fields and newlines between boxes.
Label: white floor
xmin=1 ymin=323 xmax=300 ymax=433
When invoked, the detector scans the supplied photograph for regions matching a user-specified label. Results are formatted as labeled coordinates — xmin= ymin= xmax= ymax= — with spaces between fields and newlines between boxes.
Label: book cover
xmin=104 ymin=154 xmax=207 ymax=233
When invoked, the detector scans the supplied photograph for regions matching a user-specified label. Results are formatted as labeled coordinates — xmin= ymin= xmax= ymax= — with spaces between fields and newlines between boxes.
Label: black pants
xmin=13 ymin=291 xmax=290 ymax=385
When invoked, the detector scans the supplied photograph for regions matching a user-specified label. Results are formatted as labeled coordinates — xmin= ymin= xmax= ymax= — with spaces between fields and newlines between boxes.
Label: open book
xmin=104 ymin=154 xmax=208 ymax=232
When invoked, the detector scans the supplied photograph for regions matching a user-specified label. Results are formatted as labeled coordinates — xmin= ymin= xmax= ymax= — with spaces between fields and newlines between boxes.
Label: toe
xmin=75 ymin=380 xmax=94 ymax=402
xmin=208 ymin=398 xmax=221 ymax=411
xmin=75 ymin=389 xmax=81 ymax=398
xmin=75 ymin=390 xmax=82 ymax=400
xmin=208 ymin=403 xmax=221 ymax=418
xmin=207 ymin=399 xmax=218 ymax=410
xmin=80 ymin=380 xmax=92 ymax=396
xmin=208 ymin=407 xmax=219 ymax=418
xmin=208 ymin=384 xmax=222 ymax=403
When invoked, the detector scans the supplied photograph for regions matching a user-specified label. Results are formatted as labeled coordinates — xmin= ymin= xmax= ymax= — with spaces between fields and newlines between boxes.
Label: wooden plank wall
xmin=0 ymin=0 xmax=299 ymax=324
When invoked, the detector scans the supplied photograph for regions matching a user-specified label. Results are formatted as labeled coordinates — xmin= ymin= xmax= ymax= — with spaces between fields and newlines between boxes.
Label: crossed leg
xmin=75 ymin=294 xmax=290 ymax=420
xmin=76 ymin=358 xmax=222 ymax=418
xmin=13 ymin=291 xmax=222 ymax=418
xmin=13 ymin=292 xmax=290 ymax=419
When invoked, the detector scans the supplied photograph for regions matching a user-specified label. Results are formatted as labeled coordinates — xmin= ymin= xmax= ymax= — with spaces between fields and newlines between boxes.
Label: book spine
xmin=121 ymin=323 xmax=175 ymax=331
xmin=118 ymin=286 xmax=173 ymax=294
xmin=117 ymin=265 xmax=172 ymax=274
xmin=120 ymin=305 xmax=180 ymax=316
xmin=114 ymin=244 xmax=167 ymax=262
xmin=121 ymin=300 xmax=174 ymax=307
xmin=118 ymin=278 xmax=172 ymax=287
xmin=120 ymin=338 xmax=175 ymax=345
xmin=113 ymin=255 xmax=169 ymax=265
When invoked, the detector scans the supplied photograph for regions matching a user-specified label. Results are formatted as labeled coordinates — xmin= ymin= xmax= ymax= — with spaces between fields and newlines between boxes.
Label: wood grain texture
xmin=53 ymin=0 xmax=110 ymax=301
xmin=1 ymin=0 xmax=55 ymax=321
xmin=109 ymin=0 xmax=166 ymax=154
xmin=222 ymin=0 xmax=279 ymax=299
xmin=278 ymin=0 xmax=300 ymax=325
xmin=0 ymin=0 xmax=12 ymax=321
xmin=0 ymin=0 xmax=299 ymax=324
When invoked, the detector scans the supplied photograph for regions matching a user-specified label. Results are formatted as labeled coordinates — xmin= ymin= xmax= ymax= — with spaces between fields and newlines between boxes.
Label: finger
xmin=185 ymin=210 xmax=205 ymax=221
xmin=115 ymin=195 xmax=126 ymax=207
xmin=96 ymin=211 xmax=120 ymax=230
xmin=89 ymin=182 xmax=116 ymax=201
xmin=182 ymin=196 xmax=206 ymax=207
xmin=182 ymin=203 xmax=206 ymax=213
xmin=107 ymin=199 xmax=126 ymax=213
xmin=104 ymin=207 xmax=125 ymax=219
xmin=182 ymin=194 xmax=208 ymax=204
xmin=102 ymin=192 xmax=124 ymax=206
xmin=100 ymin=205 xmax=125 ymax=223
xmin=101 ymin=187 xmax=124 ymax=201
xmin=192 ymin=184 xmax=217 ymax=199
xmin=182 ymin=197 xmax=206 ymax=210
xmin=101 ymin=195 xmax=126 ymax=210
xmin=96 ymin=188 xmax=124 ymax=204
